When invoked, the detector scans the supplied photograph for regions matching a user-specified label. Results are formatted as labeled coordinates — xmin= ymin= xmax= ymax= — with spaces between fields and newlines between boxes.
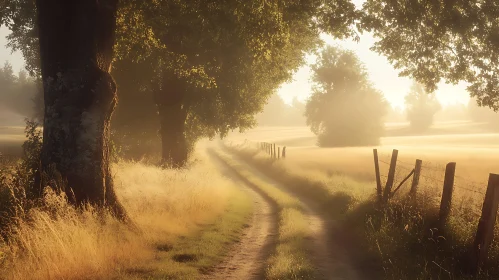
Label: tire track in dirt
xmin=220 ymin=145 xmax=363 ymax=280
xmin=203 ymin=149 xmax=278 ymax=280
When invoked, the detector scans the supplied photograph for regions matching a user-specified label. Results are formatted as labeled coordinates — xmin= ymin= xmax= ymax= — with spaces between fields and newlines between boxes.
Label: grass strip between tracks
xmin=214 ymin=148 xmax=318 ymax=280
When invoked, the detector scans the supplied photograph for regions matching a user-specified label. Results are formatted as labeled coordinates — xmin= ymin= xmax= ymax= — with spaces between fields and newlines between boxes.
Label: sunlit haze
xmin=0 ymin=26 xmax=24 ymax=73
xmin=277 ymin=32 xmax=471 ymax=110
xmin=2 ymin=26 xmax=471 ymax=111
xmin=2 ymin=2 xmax=499 ymax=279
xmin=276 ymin=0 xmax=470 ymax=110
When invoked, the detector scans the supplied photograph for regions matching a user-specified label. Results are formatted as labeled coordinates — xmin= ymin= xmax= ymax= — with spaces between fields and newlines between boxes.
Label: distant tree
xmin=256 ymin=94 xmax=287 ymax=126
xmin=0 ymin=62 xmax=17 ymax=103
xmin=305 ymin=46 xmax=387 ymax=147
xmin=404 ymin=83 xmax=441 ymax=131
xmin=0 ymin=62 xmax=39 ymax=119
xmin=111 ymin=57 xmax=160 ymax=161
xmin=434 ymin=103 xmax=468 ymax=122
xmin=256 ymin=95 xmax=306 ymax=127
xmin=361 ymin=0 xmax=499 ymax=110
xmin=384 ymin=105 xmax=406 ymax=123
xmin=287 ymin=98 xmax=307 ymax=126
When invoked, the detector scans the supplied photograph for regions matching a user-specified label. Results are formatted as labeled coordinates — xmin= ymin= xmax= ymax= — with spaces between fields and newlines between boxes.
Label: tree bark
xmin=35 ymin=0 xmax=127 ymax=219
xmin=155 ymin=72 xmax=189 ymax=168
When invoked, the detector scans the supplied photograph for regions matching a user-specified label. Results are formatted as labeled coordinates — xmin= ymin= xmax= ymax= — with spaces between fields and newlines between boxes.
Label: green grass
xmin=213 ymin=147 xmax=317 ymax=280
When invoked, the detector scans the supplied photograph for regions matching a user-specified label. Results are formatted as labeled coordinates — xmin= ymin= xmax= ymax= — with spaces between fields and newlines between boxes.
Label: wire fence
xmin=373 ymin=149 xmax=490 ymax=226
xmin=247 ymin=140 xmax=488 ymax=213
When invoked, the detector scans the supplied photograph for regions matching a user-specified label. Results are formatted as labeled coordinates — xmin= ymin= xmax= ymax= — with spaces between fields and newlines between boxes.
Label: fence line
xmin=256 ymin=141 xmax=286 ymax=160
xmin=370 ymin=148 xmax=499 ymax=273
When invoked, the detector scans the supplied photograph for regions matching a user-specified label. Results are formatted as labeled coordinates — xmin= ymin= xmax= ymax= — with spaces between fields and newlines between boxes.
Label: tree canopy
xmin=305 ymin=46 xmax=387 ymax=147
xmin=124 ymin=0 xmax=362 ymax=165
xmin=1 ymin=0 xmax=363 ymax=166
xmin=361 ymin=0 xmax=499 ymax=110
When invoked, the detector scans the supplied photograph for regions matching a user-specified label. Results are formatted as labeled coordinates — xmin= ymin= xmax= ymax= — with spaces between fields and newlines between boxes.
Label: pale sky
xmin=1 ymin=20 xmax=471 ymax=111
xmin=277 ymin=0 xmax=471 ymax=110
xmin=0 ymin=26 xmax=24 ymax=73
xmin=277 ymin=33 xmax=471 ymax=110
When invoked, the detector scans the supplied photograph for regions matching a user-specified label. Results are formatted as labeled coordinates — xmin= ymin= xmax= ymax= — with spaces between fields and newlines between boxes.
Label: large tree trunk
xmin=35 ymin=0 xmax=127 ymax=219
xmin=155 ymin=72 xmax=189 ymax=168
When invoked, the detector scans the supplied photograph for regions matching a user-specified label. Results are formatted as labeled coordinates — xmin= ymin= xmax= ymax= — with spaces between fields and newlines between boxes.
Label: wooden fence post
xmin=373 ymin=149 xmax=382 ymax=203
xmin=282 ymin=146 xmax=286 ymax=158
xmin=469 ymin=173 xmax=499 ymax=273
xmin=410 ymin=159 xmax=422 ymax=196
xmin=278 ymin=147 xmax=280 ymax=159
xmin=383 ymin=149 xmax=398 ymax=203
xmin=273 ymin=144 xmax=276 ymax=158
xmin=439 ymin=162 xmax=456 ymax=227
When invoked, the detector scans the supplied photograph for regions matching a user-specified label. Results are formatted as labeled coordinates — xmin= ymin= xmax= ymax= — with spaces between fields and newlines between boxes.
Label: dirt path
xmin=217 ymin=146 xmax=363 ymax=280
xmin=203 ymin=150 xmax=278 ymax=280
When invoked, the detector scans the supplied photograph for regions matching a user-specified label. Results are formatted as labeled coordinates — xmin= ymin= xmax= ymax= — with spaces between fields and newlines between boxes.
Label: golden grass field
xmin=1 ymin=120 xmax=498 ymax=279
xmin=224 ymin=121 xmax=499 ymax=279
xmin=0 ymin=149 xmax=252 ymax=280
xmin=228 ymin=121 xmax=499 ymax=191
xmin=225 ymin=121 xmax=499 ymax=238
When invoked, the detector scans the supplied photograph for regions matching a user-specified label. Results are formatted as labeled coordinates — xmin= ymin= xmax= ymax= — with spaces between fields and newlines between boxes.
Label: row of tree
xmin=0 ymin=0 xmax=360 ymax=217
xmin=1 ymin=0 xmax=497 ymax=219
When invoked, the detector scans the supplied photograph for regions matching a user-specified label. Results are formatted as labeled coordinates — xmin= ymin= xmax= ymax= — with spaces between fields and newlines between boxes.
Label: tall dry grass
xmin=0 ymin=155 xmax=234 ymax=280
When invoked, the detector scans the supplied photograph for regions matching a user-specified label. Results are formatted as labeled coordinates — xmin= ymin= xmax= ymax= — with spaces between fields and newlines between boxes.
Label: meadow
xmin=2 ymin=120 xmax=499 ymax=279
xmin=0 ymin=143 xmax=252 ymax=280
xmin=229 ymin=121 xmax=499 ymax=185
xmin=225 ymin=121 xmax=499 ymax=279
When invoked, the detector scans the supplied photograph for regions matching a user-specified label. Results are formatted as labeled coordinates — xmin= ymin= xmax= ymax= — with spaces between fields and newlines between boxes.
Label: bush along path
xmin=211 ymin=144 xmax=363 ymax=280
